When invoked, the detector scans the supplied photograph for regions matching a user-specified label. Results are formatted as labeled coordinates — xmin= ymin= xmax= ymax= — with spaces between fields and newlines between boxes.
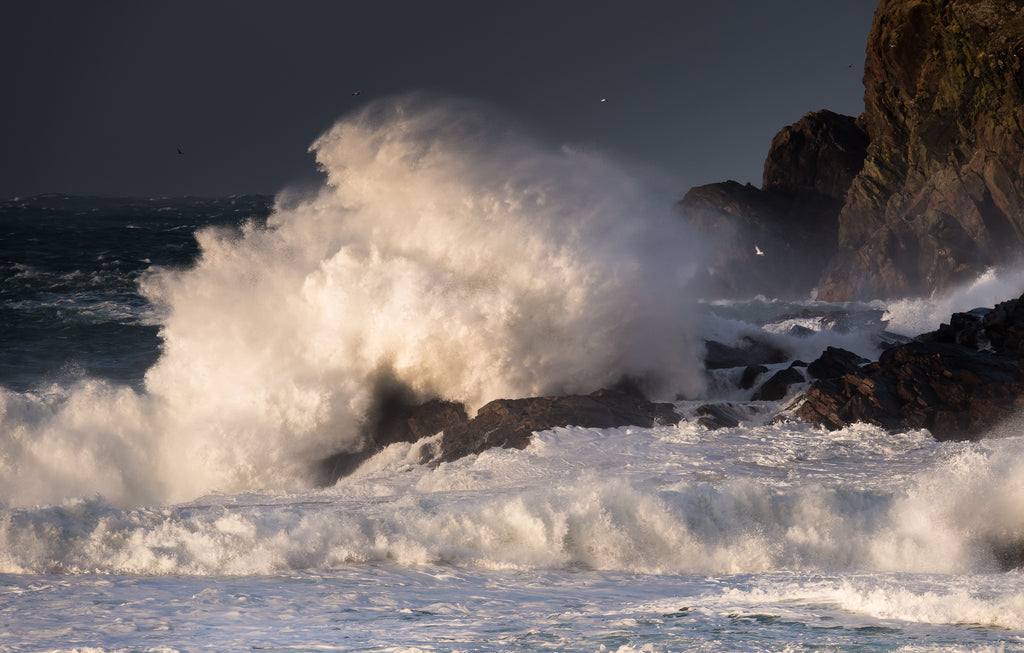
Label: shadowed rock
xmin=676 ymin=110 xmax=867 ymax=299
xmin=704 ymin=337 xmax=790 ymax=370
xmin=751 ymin=366 xmax=806 ymax=401
xmin=806 ymin=346 xmax=871 ymax=380
xmin=817 ymin=0 xmax=1024 ymax=300
xmin=436 ymin=388 xmax=681 ymax=463
xmin=315 ymin=387 xmax=680 ymax=484
xmin=678 ymin=0 xmax=1024 ymax=301
xmin=797 ymin=294 xmax=1024 ymax=439
xmin=694 ymin=403 xmax=744 ymax=429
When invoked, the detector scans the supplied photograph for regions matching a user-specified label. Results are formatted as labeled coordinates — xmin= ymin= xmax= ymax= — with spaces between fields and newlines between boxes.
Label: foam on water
xmin=884 ymin=266 xmax=1024 ymax=336
xmin=2 ymin=414 xmax=1021 ymax=578
xmin=0 ymin=96 xmax=706 ymax=508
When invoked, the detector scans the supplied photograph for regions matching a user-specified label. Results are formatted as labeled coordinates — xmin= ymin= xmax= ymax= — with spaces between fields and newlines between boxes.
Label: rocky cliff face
xmin=680 ymin=0 xmax=1024 ymax=301
xmin=818 ymin=0 xmax=1024 ymax=300
xmin=677 ymin=110 xmax=867 ymax=298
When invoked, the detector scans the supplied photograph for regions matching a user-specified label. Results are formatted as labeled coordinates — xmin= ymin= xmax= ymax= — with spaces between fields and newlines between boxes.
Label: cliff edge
xmin=819 ymin=0 xmax=1024 ymax=300
xmin=680 ymin=0 xmax=1024 ymax=301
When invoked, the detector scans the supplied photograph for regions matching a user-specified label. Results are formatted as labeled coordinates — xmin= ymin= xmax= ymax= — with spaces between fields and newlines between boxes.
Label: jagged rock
xmin=797 ymin=340 xmax=1024 ymax=439
xmin=787 ymin=325 xmax=816 ymax=338
xmin=982 ymin=295 xmax=1024 ymax=356
xmin=676 ymin=110 xmax=867 ymax=299
xmin=798 ymin=293 xmax=1024 ymax=438
xmin=314 ymin=396 xmax=469 ymax=485
xmin=678 ymin=0 xmax=1024 ymax=301
xmin=694 ymin=403 xmax=744 ymax=429
xmin=436 ymin=388 xmax=681 ymax=463
xmin=817 ymin=0 xmax=1024 ymax=300
xmin=704 ymin=337 xmax=790 ymax=370
xmin=807 ymin=346 xmax=871 ymax=380
xmin=315 ymin=387 xmax=682 ymax=484
xmin=763 ymin=109 xmax=871 ymax=201
xmin=917 ymin=307 xmax=990 ymax=348
xmin=751 ymin=366 xmax=806 ymax=401
xmin=740 ymin=364 xmax=769 ymax=390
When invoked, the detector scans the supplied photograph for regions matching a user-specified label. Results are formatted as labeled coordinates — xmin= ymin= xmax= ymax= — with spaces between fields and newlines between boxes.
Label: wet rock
xmin=316 ymin=387 xmax=681 ymax=482
xmin=315 ymin=396 xmax=469 ymax=485
xmin=436 ymin=388 xmax=681 ymax=463
xmin=676 ymin=110 xmax=866 ymax=299
xmin=797 ymin=340 xmax=1024 ymax=440
xmin=694 ymin=403 xmax=745 ymax=429
xmin=704 ymin=337 xmax=790 ymax=370
xmin=982 ymin=295 xmax=1024 ymax=356
xmin=817 ymin=0 xmax=1024 ymax=300
xmin=917 ymin=307 xmax=990 ymax=348
xmin=751 ymin=366 xmax=806 ymax=401
xmin=740 ymin=365 xmax=769 ymax=390
xmin=807 ymin=346 xmax=871 ymax=380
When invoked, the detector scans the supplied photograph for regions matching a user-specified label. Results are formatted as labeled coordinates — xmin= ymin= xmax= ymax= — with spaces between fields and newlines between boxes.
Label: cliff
xmin=679 ymin=0 xmax=1024 ymax=301
xmin=677 ymin=110 xmax=867 ymax=298
xmin=819 ymin=0 xmax=1024 ymax=300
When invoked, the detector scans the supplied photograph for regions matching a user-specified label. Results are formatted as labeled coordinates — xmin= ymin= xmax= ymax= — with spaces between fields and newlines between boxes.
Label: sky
xmin=1 ymin=1 xmax=878 ymax=200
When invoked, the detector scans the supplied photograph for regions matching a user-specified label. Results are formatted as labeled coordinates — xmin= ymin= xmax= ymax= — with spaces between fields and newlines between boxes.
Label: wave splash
xmin=3 ymin=423 xmax=1023 ymax=577
xmin=0 ymin=96 xmax=705 ymax=507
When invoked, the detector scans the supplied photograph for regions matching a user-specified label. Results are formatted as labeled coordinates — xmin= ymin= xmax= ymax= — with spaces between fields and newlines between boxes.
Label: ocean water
xmin=3 ymin=97 xmax=1024 ymax=652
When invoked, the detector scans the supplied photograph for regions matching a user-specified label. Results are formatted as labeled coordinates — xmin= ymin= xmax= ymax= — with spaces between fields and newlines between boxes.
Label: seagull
xmin=754 ymin=245 xmax=765 ymax=256
xmin=352 ymin=90 xmax=362 ymax=96
xmin=600 ymin=98 xmax=607 ymax=102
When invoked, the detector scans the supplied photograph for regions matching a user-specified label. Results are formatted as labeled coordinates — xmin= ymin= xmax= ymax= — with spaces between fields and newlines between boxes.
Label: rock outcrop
xmin=817 ymin=0 xmax=1024 ymax=300
xmin=797 ymin=294 xmax=1024 ymax=439
xmin=435 ymin=388 xmax=681 ymax=463
xmin=677 ymin=110 xmax=867 ymax=298
xmin=315 ymin=388 xmax=680 ymax=484
xmin=680 ymin=0 xmax=1024 ymax=301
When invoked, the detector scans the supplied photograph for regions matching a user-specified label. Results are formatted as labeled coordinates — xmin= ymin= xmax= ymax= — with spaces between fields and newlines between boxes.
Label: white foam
xmin=2 ymin=419 xmax=1005 ymax=578
xmin=0 ymin=95 xmax=706 ymax=508
xmin=884 ymin=266 xmax=1024 ymax=336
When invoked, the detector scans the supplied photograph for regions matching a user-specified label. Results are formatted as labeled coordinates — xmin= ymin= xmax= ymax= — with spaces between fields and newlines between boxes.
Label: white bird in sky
xmin=754 ymin=245 xmax=765 ymax=256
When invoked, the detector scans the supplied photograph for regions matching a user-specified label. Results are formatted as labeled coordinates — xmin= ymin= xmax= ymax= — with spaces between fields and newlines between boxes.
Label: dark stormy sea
xmin=2 ymin=97 xmax=1023 ymax=652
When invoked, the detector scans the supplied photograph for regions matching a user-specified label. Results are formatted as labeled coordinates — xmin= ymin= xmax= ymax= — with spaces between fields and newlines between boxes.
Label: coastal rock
xmin=817 ymin=0 xmax=1024 ymax=300
xmin=704 ymin=337 xmax=790 ymax=370
xmin=797 ymin=340 xmax=1024 ymax=439
xmin=797 ymin=294 xmax=1024 ymax=439
xmin=436 ymin=388 xmax=681 ymax=463
xmin=677 ymin=110 xmax=867 ymax=299
xmin=806 ymin=346 xmax=870 ymax=380
xmin=679 ymin=0 xmax=1024 ymax=302
xmin=315 ymin=395 xmax=469 ymax=485
xmin=315 ymin=387 xmax=681 ymax=483
xmin=694 ymin=403 xmax=744 ymax=429
xmin=751 ymin=366 xmax=807 ymax=401
xmin=740 ymin=364 xmax=769 ymax=390
xmin=762 ymin=109 xmax=870 ymax=201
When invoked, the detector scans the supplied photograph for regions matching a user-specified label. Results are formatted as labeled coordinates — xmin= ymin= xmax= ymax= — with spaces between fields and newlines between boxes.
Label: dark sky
xmin=1 ymin=1 xmax=877 ymax=200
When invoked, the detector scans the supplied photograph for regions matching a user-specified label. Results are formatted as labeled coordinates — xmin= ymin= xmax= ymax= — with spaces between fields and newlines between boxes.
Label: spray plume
xmin=0 ymin=95 xmax=706 ymax=506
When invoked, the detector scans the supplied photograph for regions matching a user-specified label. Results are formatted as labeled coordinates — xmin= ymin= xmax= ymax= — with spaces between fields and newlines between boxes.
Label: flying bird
xmin=754 ymin=245 xmax=765 ymax=256
xmin=177 ymin=148 xmax=183 ymax=155
xmin=600 ymin=98 xmax=607 ymax=102
xmin=352 ymin=90 xmax=362 ymax=96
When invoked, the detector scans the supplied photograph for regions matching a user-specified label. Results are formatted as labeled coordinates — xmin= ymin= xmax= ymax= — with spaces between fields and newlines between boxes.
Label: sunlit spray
xmin=0 ymin=95 xmax=706 ymax=507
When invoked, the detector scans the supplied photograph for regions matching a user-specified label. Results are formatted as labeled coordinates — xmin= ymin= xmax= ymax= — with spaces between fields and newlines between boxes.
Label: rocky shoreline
xmin=315 ymin=0 xmax=1024 ymax=481
xmin=315 ymin=293 xmax=1024 ymax=483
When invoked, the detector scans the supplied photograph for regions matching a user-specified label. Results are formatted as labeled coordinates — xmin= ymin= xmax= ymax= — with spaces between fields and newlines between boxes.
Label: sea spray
xmin=884 ymin=265 xmax=1024 ymax=336
xmin=0 ymin=96 xmax=706 ymax=507
xmin=3 ymin=420 xmax=1021 ymax=577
